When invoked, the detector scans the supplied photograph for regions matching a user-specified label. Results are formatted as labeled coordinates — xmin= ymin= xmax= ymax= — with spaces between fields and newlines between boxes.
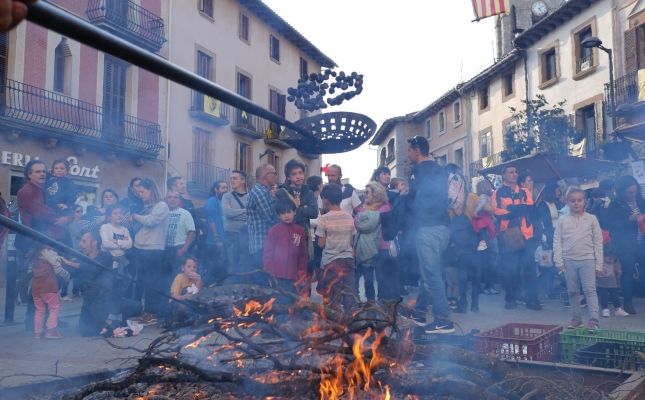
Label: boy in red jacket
xmin=263 ymin=201 xmax=308 ymax=300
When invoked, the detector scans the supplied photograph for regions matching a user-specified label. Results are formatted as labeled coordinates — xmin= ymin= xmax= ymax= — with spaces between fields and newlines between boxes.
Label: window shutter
xmin=277 ymin=93 xmax=286 ymax=118
xmin=625 ymin=27 xmax=638 ymax=74
xmin=0 ymin=32 xmax=7 ymax=99
xmin=595 ymin=100 xmax=604 ymax=144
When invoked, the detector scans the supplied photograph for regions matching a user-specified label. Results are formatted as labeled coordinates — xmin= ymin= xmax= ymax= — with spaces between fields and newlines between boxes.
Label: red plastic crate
xmin=474 ymin=323 xmax=563 ymax=361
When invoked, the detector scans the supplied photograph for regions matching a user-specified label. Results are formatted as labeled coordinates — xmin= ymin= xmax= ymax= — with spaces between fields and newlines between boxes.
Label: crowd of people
xmin=11 ymin=134 xmax=645 ymax=339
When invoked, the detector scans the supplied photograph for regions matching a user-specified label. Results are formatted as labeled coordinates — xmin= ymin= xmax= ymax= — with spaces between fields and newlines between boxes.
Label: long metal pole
xmin=607 ymin=48 xmax=617 ymax=135
xmin=25 ymin=1 xmax=316 ymax=142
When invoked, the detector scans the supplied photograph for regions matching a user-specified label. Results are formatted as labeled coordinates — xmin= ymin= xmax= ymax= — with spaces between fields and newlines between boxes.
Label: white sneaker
xmin=60 ymin=296 xmax=73 ymax=302
xmin=477 ymin=240 xmax=488 ymax=251
xmin=601 ymin=308 xmax=610 ymax=318
xmin=614 ymin=307 xmax=629 ymax=317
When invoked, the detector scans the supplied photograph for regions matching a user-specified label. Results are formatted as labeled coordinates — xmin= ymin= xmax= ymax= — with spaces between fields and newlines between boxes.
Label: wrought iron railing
xmin=187 ymin=162 xmax=231 ymax=192
xmin=0 ymin=79 xmax=162 ymax=156
xmin=233 ymin=108 xmax=270 ymax=137
xmin=605 ymin=71 xmax=638 ymax=109
xmin=469 ymin=151 xmax=504 ymax=176
xmin=575 ymin=54 xmax=594 ymax=74
xmin=86 ymin=0 xmax=166 ymax=52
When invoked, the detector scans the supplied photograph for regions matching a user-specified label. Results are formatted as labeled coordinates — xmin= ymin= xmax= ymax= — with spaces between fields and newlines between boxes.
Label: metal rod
xmin=25 ymin=1 xmax=316 ymax=142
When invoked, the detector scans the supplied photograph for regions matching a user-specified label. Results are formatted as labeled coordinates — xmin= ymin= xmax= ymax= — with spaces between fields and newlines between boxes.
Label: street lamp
xmin=581 ymin=36 xmax=616 ymax=135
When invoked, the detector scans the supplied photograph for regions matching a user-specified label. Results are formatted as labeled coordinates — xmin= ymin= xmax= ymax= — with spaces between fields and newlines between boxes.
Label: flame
xmin=319 ymin=328 xmax=391 ymax=400
xmin=233 ymin=298 xmax=276 ymax=318
xmin=184 ymin=335 xmax=208 ymax=350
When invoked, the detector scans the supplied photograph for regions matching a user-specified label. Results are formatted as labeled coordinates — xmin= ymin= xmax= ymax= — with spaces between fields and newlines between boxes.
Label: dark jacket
xmin=409 ymin=160 xmax=449 ymax=228
xmin=78 ymin=251 xmax=117 ymax=336
xmin=607 ymin=197 xmax=645 ymax=250
xmin=449 ymin=215 xmax=479 ymax=257
xmin=275 ymin=184 xmax=318 ymax=233
xmin=45 ymin=175 xmax=78 ymax=215
xmin=536 ymin=201 xmax=556 ymax=249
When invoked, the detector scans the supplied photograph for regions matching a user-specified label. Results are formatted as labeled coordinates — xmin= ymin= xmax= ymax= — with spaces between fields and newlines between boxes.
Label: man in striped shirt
xmin=247 ymin=164 xmax=278 ymax=279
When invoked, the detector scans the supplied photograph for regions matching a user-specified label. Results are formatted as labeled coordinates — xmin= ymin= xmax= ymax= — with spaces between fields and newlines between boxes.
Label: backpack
xmin=447 ymin=172 xmax=466 ymax=215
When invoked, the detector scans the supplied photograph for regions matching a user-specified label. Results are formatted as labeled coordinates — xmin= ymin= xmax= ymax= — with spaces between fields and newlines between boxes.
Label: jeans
xmin=416 ymin=225 xmax=450 ymax=321
xmin=355 ymin=261 xmax=376 ymax=301
xmin=499 ymin=240 xmax=538 ymax=304
xmin=564 ymin=259 xmax=600 ymax=323
xmin=598 ymin=287 xmax=621 ymax=309
xmin=617 ymin=246 xmax=645 ymax=307
xmin=375 ymin=250 xmax=400 ymax=301
xmin=457 ymin=253 xmax=482 ymax=309
xmin=318 ymin=258 xmax=356 ymax=313
xmin=132 ymin=249 xmax=167 ymax=316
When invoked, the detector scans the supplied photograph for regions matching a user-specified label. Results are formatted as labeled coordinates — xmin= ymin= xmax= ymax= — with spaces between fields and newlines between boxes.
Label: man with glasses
xmin=222 ymin=170 xmax=249 ymax=281
xmin=406 ymin=136 xmax=454 ymax=334
xmin=325 ymin=164 xmax=361 ymax=216
xmin=247 ymin=164 xmax=278 ymax=281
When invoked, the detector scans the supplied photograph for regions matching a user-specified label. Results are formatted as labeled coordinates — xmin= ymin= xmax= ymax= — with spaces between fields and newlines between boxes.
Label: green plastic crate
xmin=560 ymin=328 xmax=645 ymax=362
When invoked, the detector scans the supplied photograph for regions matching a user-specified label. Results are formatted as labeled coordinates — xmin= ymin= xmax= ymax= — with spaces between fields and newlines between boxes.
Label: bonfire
xmin=60 ymin=282 xmax=617 ymax=400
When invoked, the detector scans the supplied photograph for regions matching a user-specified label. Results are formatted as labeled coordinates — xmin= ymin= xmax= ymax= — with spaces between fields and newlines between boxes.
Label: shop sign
xmin=0 ymin=151 xmax=100 ymax=179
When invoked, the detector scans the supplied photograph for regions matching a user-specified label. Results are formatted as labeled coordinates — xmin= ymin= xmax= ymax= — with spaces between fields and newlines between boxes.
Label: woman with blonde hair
xmin=354 ymin=182 xmax=398 ymax=301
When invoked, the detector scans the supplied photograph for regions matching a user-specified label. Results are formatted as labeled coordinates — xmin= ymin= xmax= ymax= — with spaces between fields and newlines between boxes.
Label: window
xmin=503 ymin=72 xmax=514 ymax=98
xmin=197 ymin=51 xmax=213 ymax=80
xmin=268 ymin=88 xmax=285 ymax=137
xmin=435 ymin=155 xmax=447 ymax=166
xmin=425 ymin=118 xmax=432 ymax=140
xmin=438 ymin=111 xmax=446 ymax=133
xmin=576 ymin=104 xmax=597 ymax=153
xmin=453 ymin=101 xmax=461 ymax=125
xmin=539 ymin=44 xmax=559 ymax=85
xmin=237 ymin=72 xmax=251 ymax=99
xmin=236 ymin=141 xmax=252 ymax=176
xmin=479 ymin=86 xmax=489 ymax=111
xmin=480 ymin=131 xmax=492 ymax=158
xmin=193 ymin=51 xmax=213 ymax=110
xmin=193 ymin=127 xmax=214 ymax=166
xmin=454 ymin=148 xmax=464 ymax=172
xmin=239 ymin=13 xmax=249 ymax=42
xmin=544 ymin=50 xmax=557 ymax=81
xmin=199 ymin=0 xmax=214 ymax=18
xmin=236 ymin=71 xmax=252 ymax=125
xmin=270 ymin=35 xmax=280 ymax=62
xmin=102 ymin=56 xmax=128 ymax=140
xmin=572 ymin=24 xmax=596 ymax=77
xmin=0 ymin=33 xmax=7 ymax=92
xmin=387 ymin=138 xmax=395 ymax=162
xmin=299 ymin=57 xmax=308 ymax=79
xmin=53 ymin=38 xmax=71 ymax=94
xmin=380 ymin=148 xmax=387 ymax=165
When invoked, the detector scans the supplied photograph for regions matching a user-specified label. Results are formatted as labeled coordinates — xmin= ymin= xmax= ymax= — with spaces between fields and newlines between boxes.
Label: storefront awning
xmin=479 ymin=152 xmax=623 ymax=182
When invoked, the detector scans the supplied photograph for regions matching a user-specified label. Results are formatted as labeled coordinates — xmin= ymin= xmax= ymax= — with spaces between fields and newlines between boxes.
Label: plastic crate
xmin=474 ymin=323 xmax=562 ymax=361
xmin=574 ymin=342 xmax=645 ymax=370
xmin=560 ymin=328 xmax=645 ymax=362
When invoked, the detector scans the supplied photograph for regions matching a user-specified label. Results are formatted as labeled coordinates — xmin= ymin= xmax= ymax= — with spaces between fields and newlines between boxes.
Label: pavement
xmin=1 ymin=284 xmax=644 ymax=392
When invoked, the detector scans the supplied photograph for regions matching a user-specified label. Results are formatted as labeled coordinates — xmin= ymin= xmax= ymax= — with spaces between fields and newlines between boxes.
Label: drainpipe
xmin=163 ymin=0 xmax=172 ymax=193
xmin=463 ymin=89 xmax=473 ymax=181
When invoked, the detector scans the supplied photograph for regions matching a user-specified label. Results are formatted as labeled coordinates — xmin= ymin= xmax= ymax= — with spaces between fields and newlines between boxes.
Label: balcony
xmin=187 ymin=162 xmax=231 ymax=193
xmin=469 ymin=152 xmax=504 ymax=177
xmin=605 ymin=71 xmax=638 ymax=110
xmin=190 ymin=93 xmax=231 ymax=126
xmin=86 ymin=0 xmax=166 ymax=52
xmin=231 ymin=108 xmax=270 ymax=140
xmin=0 ymin=79 xmax=163 ymax=157
xmin=574 ymin=54 xmax=595 ymax=77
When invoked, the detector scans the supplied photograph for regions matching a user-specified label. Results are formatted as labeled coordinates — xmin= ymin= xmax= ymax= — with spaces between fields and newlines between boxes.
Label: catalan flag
xmin=471 ymin=0 xmax=511 ymax=21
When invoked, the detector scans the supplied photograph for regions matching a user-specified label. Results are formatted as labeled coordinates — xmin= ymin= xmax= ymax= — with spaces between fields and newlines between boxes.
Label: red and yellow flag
xmin=471 ymin=0 xmax=511 ymax=21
